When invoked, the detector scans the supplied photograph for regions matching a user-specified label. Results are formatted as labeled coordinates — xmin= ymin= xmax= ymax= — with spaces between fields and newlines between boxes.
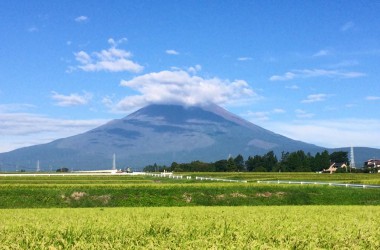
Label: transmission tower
xmin=112 ymin=153 xmax=116 ymax=170
xmin=36 ymin=160 xmax=41 ymax=172
xmin=350 ymin=146 xmax=355 ymax=168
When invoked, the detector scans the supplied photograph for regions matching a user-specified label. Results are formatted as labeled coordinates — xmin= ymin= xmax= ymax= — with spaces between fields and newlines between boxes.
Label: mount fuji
xmin=0 ymin=104 xmax=377 ymax=171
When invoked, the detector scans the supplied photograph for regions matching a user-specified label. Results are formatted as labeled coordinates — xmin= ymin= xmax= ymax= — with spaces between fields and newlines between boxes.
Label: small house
xmin=364 ymin=159 xmax=380 ymax=173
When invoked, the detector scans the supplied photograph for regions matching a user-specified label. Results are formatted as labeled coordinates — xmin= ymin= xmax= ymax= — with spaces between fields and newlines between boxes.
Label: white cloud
xmin=51 ymin=91 xmax=92 ymax=107
xmin=116 ymin=69 xmax=260 ymax=112
xmin=75 ymin=16 xmax=88 ymax=22
xmin=166 ymin=49 xmax=179 ymax=55
xmin=0 ymin=112 xmax=107 ymax=153
xmin=237 ymin=57 xmax=252 ymax=61
xmin=75 ymin=51 xmax=92 ymax=64
xmin=187 ymin=64 xmax=202 ymax=74
xmin=241 ymin=108 xmax=286 ymax=123
xmin=301 ymin=93 xmax=328 ymax=103
xmin=108 ymin=38 xmax=128 ymax=47
xmin=270 ymin=69 xmax=366 ymax=81
xmin=72 ymin=38 xmax=143 ymax=73
xmin=0 ymin=103 xmax=36 ymax=112
xmin=245 ymin=111 xmax=270 ymax=121
xmin=270 ymin=72 xmax=296 ymax=81
xmin=366 ymin=96 xmax=380 ymax=101
xmin=295 ymin=109 xmax=315 ymax=118
xmin=101 ymin=96 xmax=114 ymax=108
xmin=27 ymin=26 xmax=38 ymax=33
xmin=273 ymin=108 xmax=286 ymax=114
xmin=313 ymin=49 xmax=330 ymax=57
xmin=341 ymin=21 xmax=354 ymax=32
xmin=285 ymin=85 xmax=299 ymax=90
xmin=328 ymin=60 xmax=358 ymax=69
xmin=264 ymin=119 xmax=380 ymax=149
xmin=345 ymin=103 xmax=357 ymax=108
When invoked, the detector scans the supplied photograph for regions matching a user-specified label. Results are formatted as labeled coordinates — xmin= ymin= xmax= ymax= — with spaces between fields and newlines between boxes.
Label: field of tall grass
xmin=1 ymin=173 xmax=379 ymax=248
xmin=1 ymin=206 xmax=380 ymax=249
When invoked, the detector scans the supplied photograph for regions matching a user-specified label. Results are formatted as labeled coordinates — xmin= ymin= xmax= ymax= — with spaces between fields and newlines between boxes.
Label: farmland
xmin=1 ymin=206 xmax=380 ymax=249
xmin=1 ymin=173 xmax=380 ymax=248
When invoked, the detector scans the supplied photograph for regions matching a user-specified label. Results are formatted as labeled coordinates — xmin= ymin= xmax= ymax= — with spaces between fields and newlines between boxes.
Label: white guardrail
xmin=257 ymin=180 xmax=380 ymax=189
xmin=143 ymin=173 xmax=247 ymax=183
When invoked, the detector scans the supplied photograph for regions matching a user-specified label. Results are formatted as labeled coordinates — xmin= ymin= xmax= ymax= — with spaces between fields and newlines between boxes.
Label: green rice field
xmin=1 ymin=173 xmax=380 ymax=248
xmin=1 ymin=206 xmax=380 ymax=249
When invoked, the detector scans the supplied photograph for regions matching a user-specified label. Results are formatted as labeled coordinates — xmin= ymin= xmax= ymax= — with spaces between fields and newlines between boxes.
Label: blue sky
xmin=1 ymin=0 xmax=380 ymax=153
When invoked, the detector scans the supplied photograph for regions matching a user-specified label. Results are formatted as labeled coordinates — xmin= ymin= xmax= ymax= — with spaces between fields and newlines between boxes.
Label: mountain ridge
xmin=0 ymin=104 xmax=378 ymax=171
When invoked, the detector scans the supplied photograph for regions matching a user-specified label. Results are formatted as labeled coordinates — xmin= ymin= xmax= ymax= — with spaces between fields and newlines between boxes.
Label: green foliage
xmin=312 ymin=150 xmax=330 ymax=171
xmin=143 ymin=150 xmax=351 ymax=173
xmin=234 ymin=154 xmax=245 ymax=171
xmin=214 ymin=159 xmax=228 ymax=172
xmin=330 ymin=151 xmax=349 ymax=164
xmin=56 ymin=167 xmax=69 ymax=172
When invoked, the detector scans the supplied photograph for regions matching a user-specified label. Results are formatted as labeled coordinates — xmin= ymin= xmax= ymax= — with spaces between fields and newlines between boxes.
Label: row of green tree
xmin=143 ymin=150 xmax=355 ymax=172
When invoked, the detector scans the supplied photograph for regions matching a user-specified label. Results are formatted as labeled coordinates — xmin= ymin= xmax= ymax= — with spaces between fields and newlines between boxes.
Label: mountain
xmin=0 ymin=104 xmax=378 ymax=171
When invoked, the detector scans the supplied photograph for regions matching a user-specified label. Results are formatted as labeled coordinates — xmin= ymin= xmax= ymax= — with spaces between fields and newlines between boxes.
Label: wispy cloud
xmin=187 ymin=64 xmax=202 ymax=74
xmin=341 ymin=21 xmax=355 ymax=32
xmin=116 ymin=69 xmax=260 ymax=112
xmin=273 ymin=108 xmax=286 ymax=114
xmin=0 ymin=103 xmax=36 ymax=112
xmin=366 ymin=96 xmax=380 ymax=101
xmin=327 ymin=60 xmax=359 ymax=69
xmin=166 ymin=49 xmax=179 ymax=55
xmin=295 ymin=109 xmax=315 ymax=118
xmin=270 ymin=69 xmax=366 ymax=81
xmin=345 ymin=103 xmax=357 ymax=108
xmin=245 ymin=111 xmax=270 ymax=121
xmin=301 ymin=93 xmax=328 ymax=103
xmin=237 ymin=57 xmax=252 ymax=61
xmin=265 ymin=119 xmax=380 ymax=148
xmin=27 ymin=26 xmax=38 ymax=33
xmin=241 ymin=108 xmax=286 ymax=122
xmin=108 ymin=38 xmax=127 ymax=47
xmin=72 ymin=38 xmax=143 ymax=73
xmin=0 ymin=112 xmax=106 ymax=152
xmin=313 ymin=49 xmax=330 ymax=57
xmin=270 ymin=72 xmax=296 ymax=81
xmin=285 ymin=85 xmax=299 ymax=90
xmin=51 ymin=91 xmax=92 ymax=107
xmin=75 ymin=16 xmax=88 ymax=23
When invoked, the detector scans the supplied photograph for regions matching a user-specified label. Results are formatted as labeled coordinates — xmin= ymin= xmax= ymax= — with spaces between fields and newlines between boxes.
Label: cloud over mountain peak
xmin=116 ymin=69 xmax=259 ymax=111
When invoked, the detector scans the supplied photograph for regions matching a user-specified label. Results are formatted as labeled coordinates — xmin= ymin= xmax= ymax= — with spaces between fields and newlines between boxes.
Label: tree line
xmin=143 ymin=150 xmax=355 ymax=172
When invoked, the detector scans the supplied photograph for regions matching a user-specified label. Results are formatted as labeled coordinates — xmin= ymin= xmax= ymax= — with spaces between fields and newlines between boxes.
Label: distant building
xmin=364 ymin=159 xmax=380 ymax=173
xmin=323 ymin=162 xmax=348 ymax=174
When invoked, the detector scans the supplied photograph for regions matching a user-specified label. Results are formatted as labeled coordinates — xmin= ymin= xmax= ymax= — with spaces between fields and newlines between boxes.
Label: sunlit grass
xmin=1 ymin=206 xmax=379 ymax=249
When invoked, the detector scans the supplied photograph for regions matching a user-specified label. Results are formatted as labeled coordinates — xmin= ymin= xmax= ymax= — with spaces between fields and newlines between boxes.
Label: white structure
xmin=350 ymin=146 xmax=356 ymax=168
xmin=112 ymin=153 xmax=116 ymax=170
xmin=36 ymin=160 xmax=40 ymax=172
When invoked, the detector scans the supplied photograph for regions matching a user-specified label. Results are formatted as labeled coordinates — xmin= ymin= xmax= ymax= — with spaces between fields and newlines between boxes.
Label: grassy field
xmin=3 ymin=172 xmax=380 ymax=184
xmin=1 ymin=206 xmax=380 ymax=249
xmin=0 ymin=173 xmax=380 ymax=208
xmin=1 ymin=173 xmax=380 ymax=248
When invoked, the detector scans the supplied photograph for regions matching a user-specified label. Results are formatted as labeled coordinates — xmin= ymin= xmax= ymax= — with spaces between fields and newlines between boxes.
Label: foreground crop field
xmin=1 ymin=173 xmax=379 ymax=249
xmin=1 ymin=206 xmax=380 ymax=249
